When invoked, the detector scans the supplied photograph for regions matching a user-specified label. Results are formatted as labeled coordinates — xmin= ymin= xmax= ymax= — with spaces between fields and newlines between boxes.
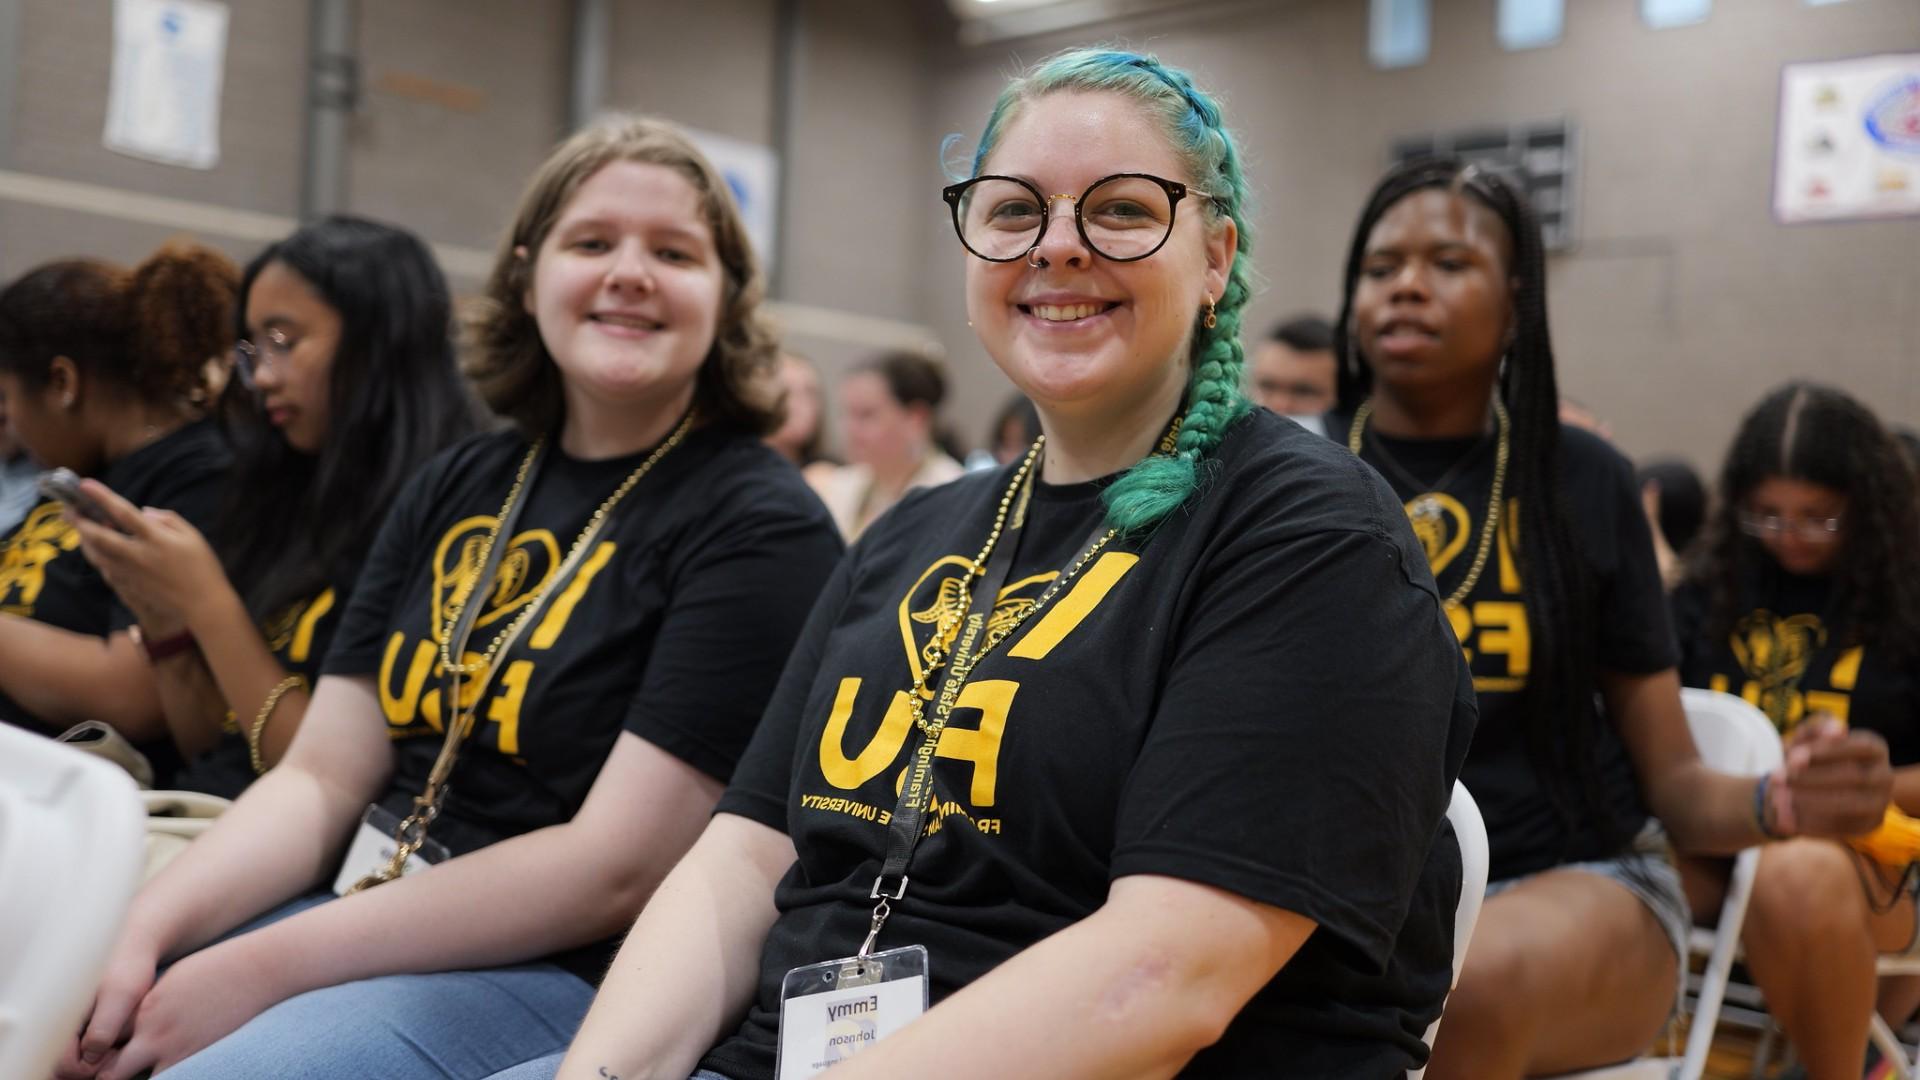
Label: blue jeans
xmin=481 ymin=1054 xmax=731 ymax=1080
xmin=154 ymin=893 xmax=596 ymax=1080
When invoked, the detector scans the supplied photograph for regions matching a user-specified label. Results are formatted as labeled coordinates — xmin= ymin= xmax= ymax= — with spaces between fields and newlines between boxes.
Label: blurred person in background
xmin=1673 ymin=382 xmax=1920 ymax=1080
xmin=0 ymin=386 xmax=41 ymax=534
xmin=0 ymin=243 xmax=237 ymax=776
xmin=763 ymin=350 xmax=828 ymax=467
xmin=965 ymin=390 xmax=1042 ymax=470
xmin=1639 ymin=458 xmax=1708 ymax=590
xmin=1248 ymin=313 xmax=1336 ymax=435
xmin=73 ymin=216 xmax=476 ymax=798
xmin=807 ymin=350 xmax=963 ymax=539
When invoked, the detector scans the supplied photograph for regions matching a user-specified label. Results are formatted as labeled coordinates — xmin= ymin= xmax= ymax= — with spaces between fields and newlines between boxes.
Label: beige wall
xmin=2 ymin=0 xmax=1914 ymax=469
xmin=922 ymin=0 xmax=1920 ymax=468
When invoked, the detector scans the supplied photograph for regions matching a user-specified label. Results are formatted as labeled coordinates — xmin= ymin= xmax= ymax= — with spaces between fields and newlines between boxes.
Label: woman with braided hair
xmin=1330 ymin=157 xmax=1892 ymax=1077
xmin=1673 ymin=382 xmax=1920 ymax=1079
xmin=498 ymin=47 xmax=1474 ymax=1080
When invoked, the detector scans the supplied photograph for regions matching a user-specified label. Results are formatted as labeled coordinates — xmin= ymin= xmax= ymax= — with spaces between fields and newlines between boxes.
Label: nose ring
xmin=1026 ymin=246 xmax=1046 ymax=269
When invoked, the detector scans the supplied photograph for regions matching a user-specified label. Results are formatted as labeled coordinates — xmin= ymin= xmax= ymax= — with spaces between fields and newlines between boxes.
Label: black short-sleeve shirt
xmin=323 ymin=425 xmax=842 ymax=978
xmin=1674 ymin=572 xmax=1920 ymax=766
xmin=173 ymin=569 xmax=360 ymax=799
xmin=1336 ymin=414 xmax=1679 ymax=883
xmin=704 ymin=410 xmax=1476 ymax=1079
xmin=0 ymin=420 xmax=230 ymax=735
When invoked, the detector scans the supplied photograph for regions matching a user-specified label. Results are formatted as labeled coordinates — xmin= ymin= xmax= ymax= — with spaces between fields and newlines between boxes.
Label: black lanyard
xmin=869 ymin=477 xmax=1109 ymax=908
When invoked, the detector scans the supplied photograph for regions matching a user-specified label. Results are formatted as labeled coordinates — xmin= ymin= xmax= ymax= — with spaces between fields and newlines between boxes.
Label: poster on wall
xmin=685 ymin=128 xmax=781 ymax=272
xmin=102 ymin=0 xmax=230 ymax=170
xmin=1775 ymin=52 xmax=1920 ymax=224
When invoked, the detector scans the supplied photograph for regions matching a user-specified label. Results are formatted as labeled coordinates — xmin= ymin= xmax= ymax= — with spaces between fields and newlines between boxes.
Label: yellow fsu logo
xmin=0 ymin=502 xmax=81 ymax=615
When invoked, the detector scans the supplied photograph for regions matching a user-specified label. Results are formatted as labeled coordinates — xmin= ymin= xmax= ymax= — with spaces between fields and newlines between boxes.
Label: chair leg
xmin=1750 ymin=1024 xmax=1778 ymax=1080
xmin=1870 ymin=1014 xmax=1916 ymax=1078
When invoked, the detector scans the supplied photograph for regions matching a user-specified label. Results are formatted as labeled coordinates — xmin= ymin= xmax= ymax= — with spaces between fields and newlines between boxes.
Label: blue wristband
xmin=1754 ymin=774 xmax=1786 ymax=841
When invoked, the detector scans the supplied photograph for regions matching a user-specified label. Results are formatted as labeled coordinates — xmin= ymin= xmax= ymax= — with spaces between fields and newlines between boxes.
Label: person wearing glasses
xmin=492 ymin=48 xmax=1474 ymax=1080
xmin=1673 ymin=382 xmax=1920 ymax=1079
xmin=70 ymin=217 xmax=476 ymax=797
xmin=0 ymin=244 xmax=236 ymax=769
xmin=1328 ymin=159 xmax=1894 ymax=1078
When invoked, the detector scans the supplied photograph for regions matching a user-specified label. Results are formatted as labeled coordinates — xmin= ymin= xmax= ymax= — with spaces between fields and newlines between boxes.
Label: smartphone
xmin=38 ymin=467 xmax=119 ymax=529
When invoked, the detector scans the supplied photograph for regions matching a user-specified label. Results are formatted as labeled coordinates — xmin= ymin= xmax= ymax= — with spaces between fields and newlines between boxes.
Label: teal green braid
xmin=966 ymin=48 xmax=1255 ymax=535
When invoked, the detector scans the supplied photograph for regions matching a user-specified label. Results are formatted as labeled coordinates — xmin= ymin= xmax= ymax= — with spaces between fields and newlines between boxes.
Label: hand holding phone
xmin=38 ymin=467 xmax=124 ymax=531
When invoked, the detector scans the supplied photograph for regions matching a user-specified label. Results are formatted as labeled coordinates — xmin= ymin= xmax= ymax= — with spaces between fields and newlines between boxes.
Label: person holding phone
xmin=0 ymin=243 xmax=238 ymax=774
xmin=71 ymin=217 xmax=477 ymax=796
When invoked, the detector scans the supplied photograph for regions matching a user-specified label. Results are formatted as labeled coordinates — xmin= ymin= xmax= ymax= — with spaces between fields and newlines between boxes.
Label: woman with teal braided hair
xmin=492 ymin=47 xmax=1474 ymax=1080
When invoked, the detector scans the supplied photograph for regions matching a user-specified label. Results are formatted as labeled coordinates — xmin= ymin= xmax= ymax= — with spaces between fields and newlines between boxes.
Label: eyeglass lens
xmin=954 ymin=176 xmax=1179 ymax=261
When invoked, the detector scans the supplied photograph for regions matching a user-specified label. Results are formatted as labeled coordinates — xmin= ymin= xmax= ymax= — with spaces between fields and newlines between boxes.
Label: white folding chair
xmin=1541 ymin=689 xmax=1784 ymax=1080
xmin=0 ymin=725 xmax=146 ymax=1079
xmin=1411 ymin=780 xmax=1490 ymax=1080
xmin=1872 ymin=951 xmax=1920 ymax=1075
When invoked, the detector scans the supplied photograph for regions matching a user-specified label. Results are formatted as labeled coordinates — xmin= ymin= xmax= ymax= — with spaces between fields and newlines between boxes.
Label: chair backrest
xmin=1411 ymin=781 xmax=1489 ymax=1078
xmin=1680 ymin=687 xmax=1784 ymax=776
xmin=0 ymin=726 xmax=145 ymax=1080
xmin=1444 ymin=781 xmax=1490 ymax=988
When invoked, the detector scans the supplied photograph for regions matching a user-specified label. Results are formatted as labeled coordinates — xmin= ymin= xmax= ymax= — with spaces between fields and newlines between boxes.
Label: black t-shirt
xmin=704 ymin=410 xmax=1476 ymax=1079
xmin=1674 ymin=572 xmax=1920 ymax=766
xmin=0 ymin=420 xmax=230 ymax=741
xmin=173 ymin=570 xmax=360 ymax=799
xmin=324 ymin=425 xmax=841 ymax=981
xmin=1334 ymin=414 xmax=1680 ymax=884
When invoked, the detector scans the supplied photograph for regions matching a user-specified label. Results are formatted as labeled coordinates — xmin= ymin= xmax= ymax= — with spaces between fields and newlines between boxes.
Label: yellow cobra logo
xmin=1404 ymin=493 xmax=1471 ymax=576
xmin=429 ymin=515 xmax=561 ymax=640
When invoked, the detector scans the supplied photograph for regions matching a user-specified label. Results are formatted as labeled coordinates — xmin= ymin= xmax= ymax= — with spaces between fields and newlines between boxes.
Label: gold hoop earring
xmin=1203 ymin=295 xmax=1217 ymax=330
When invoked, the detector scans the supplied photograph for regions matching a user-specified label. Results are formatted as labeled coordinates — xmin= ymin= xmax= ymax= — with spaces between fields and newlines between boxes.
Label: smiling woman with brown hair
xmin=53 ymin=117 xmax=840 ymax=1080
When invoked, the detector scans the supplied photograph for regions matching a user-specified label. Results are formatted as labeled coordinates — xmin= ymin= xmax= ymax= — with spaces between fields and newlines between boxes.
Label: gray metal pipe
xmin=301 ymin=0 xmax=357 ymax=220
xmin=569 ymin=0 xmax=609 ymax=131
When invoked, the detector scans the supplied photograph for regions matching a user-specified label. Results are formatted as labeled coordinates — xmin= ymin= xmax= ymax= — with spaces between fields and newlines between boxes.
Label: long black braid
xmin=1333 ymin=156 xmax=1611 ymax=847
xmin=1688 ymin=382 xmax=1920 ymax=663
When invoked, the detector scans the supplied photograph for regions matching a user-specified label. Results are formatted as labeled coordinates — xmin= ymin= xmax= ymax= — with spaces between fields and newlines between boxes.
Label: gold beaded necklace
xmin=348 ymin=412 xmax=694 ymax=895
xmin=905 ymin=416 xmax=1182 ymax=737
xmin=1348 ymin=400 xmax=1510 ymax=610
xmin=438 ymin=413 xmax=694 ymax=683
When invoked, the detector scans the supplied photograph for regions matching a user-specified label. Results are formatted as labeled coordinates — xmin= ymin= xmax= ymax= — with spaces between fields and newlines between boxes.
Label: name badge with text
xmin=776 ymin=945 xmax=928 ymax=1079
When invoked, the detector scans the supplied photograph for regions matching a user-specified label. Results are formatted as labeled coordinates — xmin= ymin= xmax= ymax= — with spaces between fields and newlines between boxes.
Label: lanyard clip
xmin=870 ymin=874 xmax=909 ymax=902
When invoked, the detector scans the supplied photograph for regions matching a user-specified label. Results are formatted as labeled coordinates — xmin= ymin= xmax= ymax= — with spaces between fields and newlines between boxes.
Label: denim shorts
xmin=1486 ymin=823 xmax=1691 ymax=1009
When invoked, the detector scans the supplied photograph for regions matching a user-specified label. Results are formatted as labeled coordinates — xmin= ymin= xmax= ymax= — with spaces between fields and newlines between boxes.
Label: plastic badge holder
xmin=330 ymin=803 xmax=450 ymax=896
xmin=776 ymin=944 xmax=929 ymax=1079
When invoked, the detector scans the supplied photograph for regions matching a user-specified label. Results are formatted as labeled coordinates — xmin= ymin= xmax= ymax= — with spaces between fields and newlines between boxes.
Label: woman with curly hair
xmin=1674 ymin=382 xmax=1920 ymax=1079
xmin=0 ymin=243 xmax=237 ymax=766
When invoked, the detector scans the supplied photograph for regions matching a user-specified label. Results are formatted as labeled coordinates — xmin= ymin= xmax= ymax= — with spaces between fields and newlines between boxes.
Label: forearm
xmin=558 ymin=814 xmax=793 ymax=1080
xmin=131 ymin=759 xmax=369 ymax=960
xmin=186 ymin=584 xmax=308 ymax=768
xmin=0 ymin=615 xmax=161 ymax=736
xmin=235 ymin=810 xmax=706 ymax=1005
xmin=1651 ymin=759 xmax=1769 ymax=856
xmin=150 ymin=653 xmax=229 ymax=760
xmin=1892 ymin=764 xmax=1920 ymax=817
xmin=824 ymin=883 xmax=1307 ymax=1080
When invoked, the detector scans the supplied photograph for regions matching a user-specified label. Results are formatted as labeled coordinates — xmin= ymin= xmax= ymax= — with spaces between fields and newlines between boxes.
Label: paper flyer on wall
xmin=102 ymin=0 xmax=230 ymax=170
xmin=1775 ymin=52 xmax=1920 ymax=224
